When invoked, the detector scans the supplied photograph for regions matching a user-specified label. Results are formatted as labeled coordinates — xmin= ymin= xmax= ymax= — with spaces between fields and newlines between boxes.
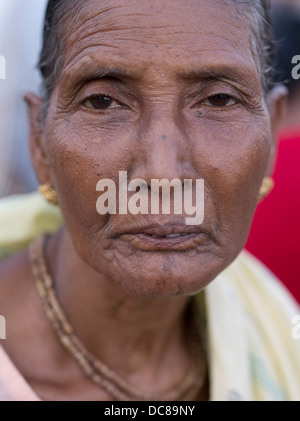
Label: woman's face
xmin=36 ymin=0 xmax=274 ymax=296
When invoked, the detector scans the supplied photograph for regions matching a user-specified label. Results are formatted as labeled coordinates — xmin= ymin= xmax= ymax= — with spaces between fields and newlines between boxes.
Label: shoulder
xmin=0 ymin=341 xmax=40 ymax=401
xmin=228 ymin=250 xmax=300 ymax=316
xmin=0 ymin=246 xmax=60 ymax=395
xmin=0 ymin=250 xmax=33 ymax=323
xmin=205 ymin=251 xmax=300 ymax=401
xmin=0 ymin=249 xmax=36 ymax=386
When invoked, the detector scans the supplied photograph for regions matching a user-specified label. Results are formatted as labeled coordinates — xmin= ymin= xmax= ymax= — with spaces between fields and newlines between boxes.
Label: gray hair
xmin=225 ymin=0 xmax=274 ymax=94
xmin=38 ymin=0 xmax=273 ymax=110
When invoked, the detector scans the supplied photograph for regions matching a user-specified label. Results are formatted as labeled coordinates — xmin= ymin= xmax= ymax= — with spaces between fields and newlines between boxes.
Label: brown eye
xmin=206 ymin=94 xmax=237 ymax=107
xmin=83 ymin=95 xmax=120 ymax=110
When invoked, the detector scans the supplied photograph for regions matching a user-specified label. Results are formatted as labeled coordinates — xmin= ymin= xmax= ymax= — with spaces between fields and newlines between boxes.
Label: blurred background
xmin=0 ymin=0 xmax=299 ymax=302
xmin=0 ymin=0 xmax=46 ymax=197
xmin=246 ymin=0 xmax=300 ymax=303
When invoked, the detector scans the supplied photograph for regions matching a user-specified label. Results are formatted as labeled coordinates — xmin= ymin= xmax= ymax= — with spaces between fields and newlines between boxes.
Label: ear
xmin=24 ymin=92 xmax=54 ymax=186
xmin=266 ymin=84 xmax=288 ymax=175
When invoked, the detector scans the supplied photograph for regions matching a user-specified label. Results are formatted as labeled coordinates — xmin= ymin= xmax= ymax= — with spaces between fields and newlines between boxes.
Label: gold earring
xmin=258 ymin=177 xmax=274 ymax=202
xmin=39 ymin=183 xmax=58 ymax=205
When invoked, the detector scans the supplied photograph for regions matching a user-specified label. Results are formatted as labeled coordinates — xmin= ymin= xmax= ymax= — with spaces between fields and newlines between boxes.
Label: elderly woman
xmin=0 ymin=0 xmax=299 ymax=401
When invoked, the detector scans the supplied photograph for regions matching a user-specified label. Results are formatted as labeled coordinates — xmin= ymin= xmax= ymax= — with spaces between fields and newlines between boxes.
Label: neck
xmin=46 ymin=228 xmax=192 ymax=377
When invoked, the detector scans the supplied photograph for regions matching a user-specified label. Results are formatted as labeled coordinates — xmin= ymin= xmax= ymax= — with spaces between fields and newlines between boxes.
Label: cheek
xmin=45 ymin=120 xmax=136 ymax=250
xmin=191 ymin=114 xmax=271 ymax=249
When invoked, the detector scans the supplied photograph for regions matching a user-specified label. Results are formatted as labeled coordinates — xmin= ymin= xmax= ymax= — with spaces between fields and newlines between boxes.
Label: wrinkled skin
xmin=32 ymin=0 xmax=281 ymax=297
xmin=0 ymin=0 xmax=286 ymax=401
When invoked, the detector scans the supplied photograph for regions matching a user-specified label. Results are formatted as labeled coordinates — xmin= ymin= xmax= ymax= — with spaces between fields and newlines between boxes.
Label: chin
xmin=102 ymin=251 xmax=227 ymax=298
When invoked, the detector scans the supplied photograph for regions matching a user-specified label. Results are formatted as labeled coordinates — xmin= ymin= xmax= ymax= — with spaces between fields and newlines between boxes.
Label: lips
xmin=121 ymin=224 xmax=203 ymax=237
xmin=114 ymin=224 xmax=209 ymax=251
xmin=151 ymin=233 xmax=181 ymax=238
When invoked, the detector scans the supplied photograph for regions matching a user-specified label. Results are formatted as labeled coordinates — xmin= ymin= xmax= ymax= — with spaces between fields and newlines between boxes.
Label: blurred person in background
xmin=0 ymin=0 xmax=47 ymax=198
xmin=246 ymin=0 xmax=300 ymax=303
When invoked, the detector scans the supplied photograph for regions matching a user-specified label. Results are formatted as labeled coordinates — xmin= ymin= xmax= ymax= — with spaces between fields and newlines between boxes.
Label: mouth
xmin=147 ymin=233 xmax=184 ymax=239
xmin=115 ymin=224 xmax=210 ymax=251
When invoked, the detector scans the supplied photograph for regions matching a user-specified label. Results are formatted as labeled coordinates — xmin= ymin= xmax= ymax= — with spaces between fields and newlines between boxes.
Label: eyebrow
xmin=61 ymin=58 xmax=258 ymax=95
xmin=61 ymin=64 xmax=139 ymax=92
xmin=177 ymin=65 xmax=258 ymax=90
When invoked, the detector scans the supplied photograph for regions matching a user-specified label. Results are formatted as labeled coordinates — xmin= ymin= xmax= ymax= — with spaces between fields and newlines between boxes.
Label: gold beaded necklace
xmin=29 ymin=235 xmax=207 ymax=401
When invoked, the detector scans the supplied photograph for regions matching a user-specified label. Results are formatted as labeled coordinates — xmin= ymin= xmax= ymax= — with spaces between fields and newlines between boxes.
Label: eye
xmin=82 ymin=95 xmax=121 ymax=110
xmin=202 ymin=94 xmax=239 ymax=107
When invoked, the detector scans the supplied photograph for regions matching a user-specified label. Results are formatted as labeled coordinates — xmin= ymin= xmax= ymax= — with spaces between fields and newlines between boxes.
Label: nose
xmin=131 ymin=110 xmax=197 ymax=187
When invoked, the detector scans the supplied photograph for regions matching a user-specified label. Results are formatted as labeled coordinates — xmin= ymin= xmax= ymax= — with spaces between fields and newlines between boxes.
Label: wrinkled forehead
xmin=60 ymin=0 xmax=256 ymax=77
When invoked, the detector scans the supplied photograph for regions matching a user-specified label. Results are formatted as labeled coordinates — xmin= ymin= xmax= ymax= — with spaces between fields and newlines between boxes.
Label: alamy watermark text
xmin=0 ymin=55 xmax=6 ymax=80
xmin=291 ymin=315 xmax=300 ymax=340
xmin=292 ymin=55 xmax=300 ymax=80
xmin=96 ymin=171 xmax=204 ymax=225
xmin=0 ymin=315 xmax=6 ymax=340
